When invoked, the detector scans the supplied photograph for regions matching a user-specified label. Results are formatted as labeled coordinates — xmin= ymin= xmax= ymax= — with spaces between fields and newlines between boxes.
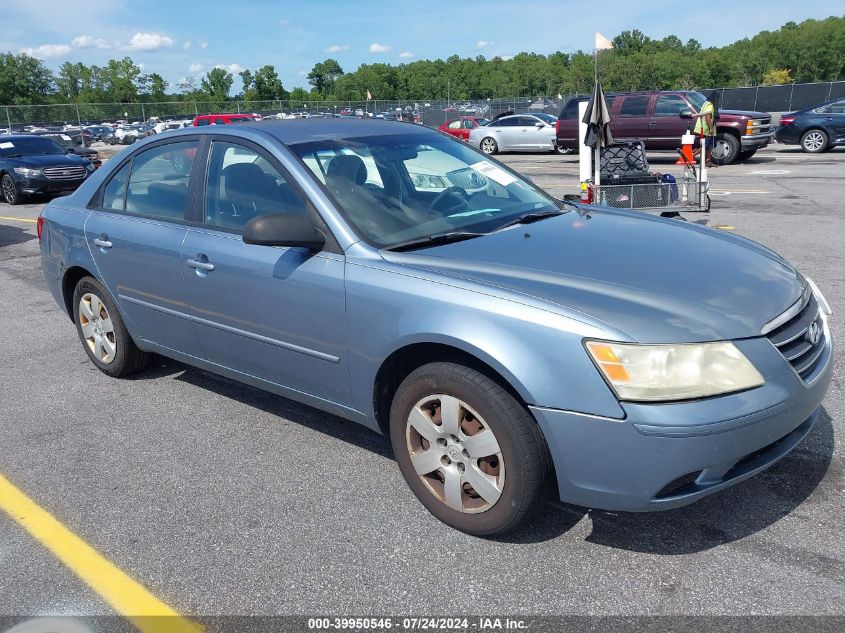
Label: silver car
xmin=469 ymin=113 xmax=557 ymax=154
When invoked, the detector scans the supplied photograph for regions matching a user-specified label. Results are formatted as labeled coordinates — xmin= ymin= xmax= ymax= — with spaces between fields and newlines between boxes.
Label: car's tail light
xmin=555 ymin=119 xmax=561 ymax=134
xmin=779 ymin=115 xmax=795 ymax=126
xmin=36 ymin=215 xmax=44 ymax=241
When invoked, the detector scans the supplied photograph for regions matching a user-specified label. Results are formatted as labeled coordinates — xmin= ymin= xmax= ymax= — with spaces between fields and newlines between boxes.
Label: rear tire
xmin=480 ymin=137 xmax=498 ymax=155
xmin=390 ymin=362 xmax=550 ymax=536
xmin=800 ymin=129 xmax=828 ymax=153
xmin=554 ymin=144 xmax=571 ymax=155
xmin=72 ymin=276 xmax=150 ymax=377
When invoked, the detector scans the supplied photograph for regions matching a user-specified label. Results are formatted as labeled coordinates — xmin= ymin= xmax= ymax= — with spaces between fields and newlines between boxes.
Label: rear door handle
xmin=187 ymin=257 xmax=215 ymax=271
xmin=93 ymin=236 xmax=112 ymax=249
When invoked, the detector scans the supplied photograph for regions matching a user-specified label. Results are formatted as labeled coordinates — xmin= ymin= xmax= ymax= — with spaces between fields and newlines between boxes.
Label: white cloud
xmin=398 ymin=51 xmax=414 ymax=59
xmin=325 ymin=44 xmax=349 ymax=53
xmin=501 ymin=55 xmax=514 ymax=61
xmin=369 ymin=43 xmax=392 ymax=53
xmin=189 ymin=63 xmax=204 ymax=73
xmin=20 ymin=44 xmax=72 ymax=59
xmin=183 ymin=40 xmax=192 ymax=49
xmin=477 ymin=40 xmax=493 ymax=49
xmin=71 ymin=34 xmax=112 ymax=49
xmin=197 ymin=40 xmax=208 ymax=49
xmin=125 ymin=32 xmax=174 ymax=51
xmin=215 ymin=63 xmax=243 ymax=74
xmin=297 ymin=69 xmax=307 ymax=76
xmin=137 ymin=62 xmax=145 ymax=70
xmin=279 ymin=19 xmax=290 ymax=27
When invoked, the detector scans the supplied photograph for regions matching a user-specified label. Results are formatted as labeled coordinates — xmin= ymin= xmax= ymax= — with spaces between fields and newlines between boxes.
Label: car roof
xmin=2 ymin=134 xmax=54 ymax=141
xmin=243 ymin=118 xmax=433 ymax=145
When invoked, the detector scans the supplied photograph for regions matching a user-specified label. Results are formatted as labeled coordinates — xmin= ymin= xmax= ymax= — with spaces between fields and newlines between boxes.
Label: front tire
xmin=480 ymin=137 xmax=498 ymax=155
xmin=712 ymin=132 xmax=740 ymax=165
xmin=390 ymin=362 xmax=550 ymax=536
xmin=800 ymin=129 xmax=828 ymax=153
xmin=737 ymin=149 xmax=758 ymax=162
xmin=1 ymin=174 xmax=22 ymax=205
xmin=72 ymin=277 xmax=149 ymax=377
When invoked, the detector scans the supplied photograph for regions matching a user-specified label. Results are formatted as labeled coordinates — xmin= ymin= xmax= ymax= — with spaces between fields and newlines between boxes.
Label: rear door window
xmin=560 ymin=99 xmax=582 ymax=120
xmin=124 ymin=141 xmax=198 ymax=221
xmin=619 ymin=96 xmax=650 ymax=117
xmin=101 ymin=162 xmax=131 ymax=211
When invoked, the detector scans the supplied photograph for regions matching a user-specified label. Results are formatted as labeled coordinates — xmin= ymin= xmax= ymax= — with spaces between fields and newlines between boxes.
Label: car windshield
xmin=687 ymin=92 xmax=707 ymax=111
xmin=292 ymin=132 xmax=564 ymax=248
xmin=475 ymin=118 xmax=491 ymax=126
xmin=42 ymin=134 xmax=73 ymax=148
xmin=0 ymin=136 xmax=64 ymax=157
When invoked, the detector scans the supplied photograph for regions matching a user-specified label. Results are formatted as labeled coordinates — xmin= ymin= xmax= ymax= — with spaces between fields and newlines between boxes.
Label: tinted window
xmin=102 ymin=161 xmax=130 ymax=211
xmin=560 ymin=99 xmax=582 ymax=120
xmin=195 ymin=118 xmax=210 ymax=126
xmin=205 ymin=141 xmax=307 ymax=232
xmin=499 ymin=117 xmax=521 ymax=126
xmin=0 ymin=136 xmax=64 ymax=157
xmin=817 ymin=100 xmax=845 ymax=114
xmin=619 ymin=96 xmax=649 ymax=117
xmin=653 ymin=95 xmax=688 ymax=116
xmin=124 ymin=141 xmax=197 ymax=220
xmin=213 ymin=117 xmax=227 ymax=125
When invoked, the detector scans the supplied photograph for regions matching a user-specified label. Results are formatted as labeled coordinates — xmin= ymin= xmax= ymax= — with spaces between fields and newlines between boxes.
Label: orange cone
xmin=676 ymin=131 xmax=695 ymax=165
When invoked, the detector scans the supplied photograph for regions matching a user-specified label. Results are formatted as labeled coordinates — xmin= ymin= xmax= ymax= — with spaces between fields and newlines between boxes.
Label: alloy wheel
xmin=2 ymin=176 xmax=16 ymax=204
xmin=480 ymin=138 xmax=496 ymax=154
xmin=802 ymin=131 xmax=825 ymax=152
xmin=78 ymin=293 xmax=117 ymax=364
xmin=711 ymin=139 xmax=730 ymax=161
xmin=405 ymin=394 xmax=505 ymax=514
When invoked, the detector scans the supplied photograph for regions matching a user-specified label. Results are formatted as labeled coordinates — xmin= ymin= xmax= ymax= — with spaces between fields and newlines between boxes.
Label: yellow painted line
xmin=0 ymin=473 xmax=202 ymax=633
xmin=0 ymin=215 xmax=38 ymax=223
xmin=713 ymin=225 xmax=736 ymax=230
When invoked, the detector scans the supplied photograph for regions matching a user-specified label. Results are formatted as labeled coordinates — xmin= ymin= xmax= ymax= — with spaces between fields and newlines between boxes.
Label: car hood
xmin=383 ymin=209 xmax=805 ymax=343
xmin=6 ymin=153 xmax=88 ymax=167
xmin=719 ymin=109 xmax=771 ymax=120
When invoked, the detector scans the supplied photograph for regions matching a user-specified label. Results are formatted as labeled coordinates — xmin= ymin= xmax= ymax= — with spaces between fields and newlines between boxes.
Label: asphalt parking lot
xmin=0 ymin=144 xmax=843 ymax=624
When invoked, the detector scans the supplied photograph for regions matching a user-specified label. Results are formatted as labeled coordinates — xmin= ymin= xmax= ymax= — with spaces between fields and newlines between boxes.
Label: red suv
xmin=555 ymin=91 xmax=772 ymax=164
xmin=193 ymin=113 xmax=258 ymax=126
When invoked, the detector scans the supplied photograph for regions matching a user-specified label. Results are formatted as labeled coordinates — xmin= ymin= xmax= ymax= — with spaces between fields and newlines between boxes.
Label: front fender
xmin=345 ymin=258 xmax=626 ymax=421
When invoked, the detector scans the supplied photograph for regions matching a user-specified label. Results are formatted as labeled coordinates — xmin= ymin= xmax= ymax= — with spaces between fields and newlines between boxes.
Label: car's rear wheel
xmin=390 ymin=362 xmax=550 ymax=536
xmin=800 ymin=129 xmax=828 ymax=153
xmin=72 ymin=277 xmax=149 ymax=377
xmin=1 ymin=174 xmax=22 ymax=205
xmin=480 ymin=137 xmax=498 ymax=155
xmin=554 ymin=144 xmax=571 ymax=155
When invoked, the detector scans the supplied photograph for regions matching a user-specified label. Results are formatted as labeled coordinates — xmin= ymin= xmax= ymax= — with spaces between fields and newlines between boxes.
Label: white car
xmin=468 ymin=113 xmax=557 ymax=155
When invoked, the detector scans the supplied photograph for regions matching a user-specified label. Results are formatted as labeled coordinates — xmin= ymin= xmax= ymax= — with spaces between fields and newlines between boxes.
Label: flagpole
xmin=593 ymin=46 xmax=600 ymax=189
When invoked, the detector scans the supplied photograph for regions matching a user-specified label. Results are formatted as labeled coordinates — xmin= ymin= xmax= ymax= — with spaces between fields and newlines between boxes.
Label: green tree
xmin=0 ymin=53 xmax=54 ymax=104
xmin=201 ymin=67 xmax=234 ymax=100
xmin=762 ymin=68 xmax=794 ymax=85
xmin=99 ymin=57 xmax=142 ymax=102
xmin=307 ymin=59 xmax=344 ymax=96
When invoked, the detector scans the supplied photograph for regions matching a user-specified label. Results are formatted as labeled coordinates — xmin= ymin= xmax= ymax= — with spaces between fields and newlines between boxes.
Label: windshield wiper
xmin=385 ymin=231 xmax=486 ymax=252
xmin=492 ymin=209 xmax=564 ymax=232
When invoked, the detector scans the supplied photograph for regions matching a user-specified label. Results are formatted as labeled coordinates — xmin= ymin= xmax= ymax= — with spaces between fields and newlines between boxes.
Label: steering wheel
xmin=430 ymin=186 xmax=469 ymax=213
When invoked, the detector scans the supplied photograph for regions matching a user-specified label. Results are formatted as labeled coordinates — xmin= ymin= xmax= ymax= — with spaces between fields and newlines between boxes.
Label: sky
xmin=2 ymin=0 xmax=842 ymax=96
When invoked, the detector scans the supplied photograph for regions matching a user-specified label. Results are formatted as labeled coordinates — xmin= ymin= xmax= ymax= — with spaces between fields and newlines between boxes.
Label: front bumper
xmin=17 ymin=175 xmax=87 ymax=195
xmin=531 ymin=332 xmax=833 ymax=512
xmin=741 ymin=131 xmax=773 ymax=149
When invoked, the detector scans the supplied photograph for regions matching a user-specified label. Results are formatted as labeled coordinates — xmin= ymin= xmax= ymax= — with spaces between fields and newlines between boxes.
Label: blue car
xmin=39 ymin=120 xmax=833 ymax=535
xmin=775 ymin=98 xmax=845 ymax=152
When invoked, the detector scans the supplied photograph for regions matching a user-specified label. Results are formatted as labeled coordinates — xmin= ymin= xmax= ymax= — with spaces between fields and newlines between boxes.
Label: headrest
xmin=326 ymin=154 xmax=366 ymax=186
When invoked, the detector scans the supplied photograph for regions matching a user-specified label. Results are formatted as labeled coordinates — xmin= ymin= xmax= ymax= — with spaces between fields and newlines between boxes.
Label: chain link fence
xmin=2 ymin=81 xmax=843 ymax=132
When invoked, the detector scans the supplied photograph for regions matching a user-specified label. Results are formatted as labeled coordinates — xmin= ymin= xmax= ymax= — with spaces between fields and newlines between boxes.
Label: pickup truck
xmin=555 ymin=90 xmax=773 ymax=164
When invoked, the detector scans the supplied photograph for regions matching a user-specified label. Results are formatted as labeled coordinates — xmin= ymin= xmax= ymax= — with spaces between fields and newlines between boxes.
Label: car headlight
xmin=13 ymin=167 xmax=41 ymax=177
xmin=585 ymin=340 xmax=764 ymax=402
xmin=409 ymin=172 xmax=448 ymax=189
xmin=805 ymin=277 xmax=832 ymax=316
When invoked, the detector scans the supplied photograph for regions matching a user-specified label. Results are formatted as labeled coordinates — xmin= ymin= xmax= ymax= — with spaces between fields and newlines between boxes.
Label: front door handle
xmin=93 ymin=236 xmax=112 ymax=249
xmin=187 ymin=257 xmax=215 ymax=271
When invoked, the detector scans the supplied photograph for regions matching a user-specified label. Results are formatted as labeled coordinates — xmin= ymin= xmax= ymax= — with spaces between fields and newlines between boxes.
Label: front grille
xmin=765 ymin=292 xmax=825 ymax=381
xmin=746 ymin=117 xmax=771 ymax=135
xmin=43 ymin=166 xmax=87 ymax=181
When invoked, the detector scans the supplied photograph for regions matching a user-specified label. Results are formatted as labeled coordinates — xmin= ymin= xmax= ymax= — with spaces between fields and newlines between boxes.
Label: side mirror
xmin=243 ymin=214 xmax=325 ymax=251
xmin=534 ymin=121 xmax=545 ymax=128
xmin=679 ymin=109 xmax=693 ymax=119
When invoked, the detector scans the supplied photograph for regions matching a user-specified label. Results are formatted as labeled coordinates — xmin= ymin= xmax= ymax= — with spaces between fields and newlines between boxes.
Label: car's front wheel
xmin=72 ymin=276 xmax=150 ymax=377
xmin=1 ymin=174 xmax=22 ymax=205
xmin=800 ymin=129 xmax=828 ymax=153
xmin=480 ymin=137 xmax=498 ymax=155
xmin=711 ymin=132 xmax=740 ymax=165
xmin=390 ymin=362 xmax=550 ymax=536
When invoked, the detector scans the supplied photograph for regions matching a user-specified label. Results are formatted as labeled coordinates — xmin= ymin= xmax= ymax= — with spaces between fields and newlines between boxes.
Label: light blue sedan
xmin=39 ymin=119 xmax=833 ymax=535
